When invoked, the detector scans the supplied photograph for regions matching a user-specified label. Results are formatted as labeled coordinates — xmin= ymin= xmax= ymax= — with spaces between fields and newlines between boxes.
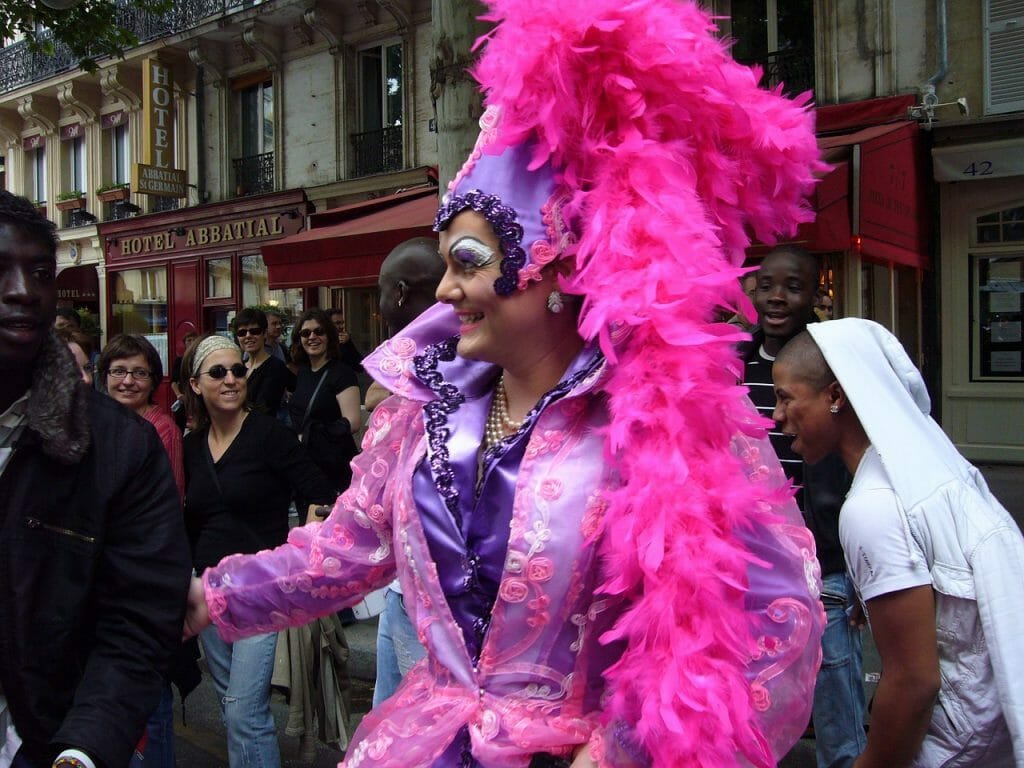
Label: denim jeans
xmin=200 ymin=626 xmax=281 ymax=768
xmin=127 ymin=684 xmax=175 ymax=768
xmin=373 ymin=588 xmax=428 ymax=706
xmin=813 ymin=571 xmax=868 ymax=768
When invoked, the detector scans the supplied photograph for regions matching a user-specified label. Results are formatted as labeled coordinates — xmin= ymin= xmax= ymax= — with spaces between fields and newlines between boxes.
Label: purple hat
xmin=433 ymin=107 xmax=575 ymax=296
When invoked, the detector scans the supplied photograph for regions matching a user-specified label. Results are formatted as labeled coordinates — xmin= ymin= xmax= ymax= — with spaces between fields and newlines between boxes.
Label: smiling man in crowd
xmin=0 ymin=190 xmax=191 ymax=768
xmin=740 ymin=245 xmax=866 ymax=768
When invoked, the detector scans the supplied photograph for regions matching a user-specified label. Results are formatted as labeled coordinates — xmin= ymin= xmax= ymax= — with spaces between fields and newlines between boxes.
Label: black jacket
xmin=0 ymin=334 xmax=192 ymax=768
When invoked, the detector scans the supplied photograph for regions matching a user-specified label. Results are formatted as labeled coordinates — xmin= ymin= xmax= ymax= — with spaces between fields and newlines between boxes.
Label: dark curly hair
xmin=0 ymin=190 xmax=58 ymax=257
xmin=290 ymin=308 xmax=340 ymax=367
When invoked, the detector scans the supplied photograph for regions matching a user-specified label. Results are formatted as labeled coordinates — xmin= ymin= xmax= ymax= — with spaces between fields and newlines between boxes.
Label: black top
xmin=287 ymin=358 xmax=358 ymax=430
xmin=741 ymin=330 xmax=851 ymax=577
xmin=183 ymin=411 xmax=335 ymax=571
xmin=246 ymin=355 xmax=294 ymax=415
xmin=338 ymin=340 xmax=364 ymax=373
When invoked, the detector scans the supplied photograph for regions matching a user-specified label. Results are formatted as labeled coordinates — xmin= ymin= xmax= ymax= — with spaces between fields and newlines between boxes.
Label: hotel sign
xmin=114 ymin=214 xmax=287 ymax=257
xmin=137 ymin=58 xmax=186 ymax=198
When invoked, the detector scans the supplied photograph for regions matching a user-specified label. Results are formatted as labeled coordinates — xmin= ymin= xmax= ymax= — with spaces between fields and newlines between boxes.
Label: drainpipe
xmin=922 ymin=0 xmax=949 ymax=111
xmin=195 ymin=66 xmax=207 ymax=205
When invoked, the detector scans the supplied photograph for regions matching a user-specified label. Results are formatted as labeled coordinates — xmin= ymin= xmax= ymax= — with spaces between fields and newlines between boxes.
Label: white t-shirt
xmin=840 ymin=446 xmax=931 ymax=602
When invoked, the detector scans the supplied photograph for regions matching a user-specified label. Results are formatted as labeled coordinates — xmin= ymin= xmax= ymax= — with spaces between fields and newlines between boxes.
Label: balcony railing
xmin=350 ymin=126 xmax=403 ymax=178
xmin=738 ymin=48 xmax=815 ymax=98
xmin=0 ymin=0 xmax=259 ymax=95
xmin=232 ymin=151 xmax=274 ymax=196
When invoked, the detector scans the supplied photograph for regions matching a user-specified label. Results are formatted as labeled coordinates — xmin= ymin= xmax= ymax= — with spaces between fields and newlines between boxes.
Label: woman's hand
xmin=183 ymin=576 xmax=211 ymax=640
xmin=305 ymin=503 xmax=331 ymax=525
xmin=570 ymin=742 xmax=598 ymax=768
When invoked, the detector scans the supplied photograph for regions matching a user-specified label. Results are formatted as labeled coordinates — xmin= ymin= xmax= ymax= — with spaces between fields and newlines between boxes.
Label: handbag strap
xmin=298 ymin=364 xmax=330 ymax=438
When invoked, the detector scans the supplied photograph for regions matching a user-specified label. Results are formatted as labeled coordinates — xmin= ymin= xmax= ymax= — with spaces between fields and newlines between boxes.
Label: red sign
xmin=60 ymin=123 xmax=84 ymax=141
xmin=102 ymin=111 xmax=126 ymax=130
xmin=22 ymin=135 xmax=45 ymax=151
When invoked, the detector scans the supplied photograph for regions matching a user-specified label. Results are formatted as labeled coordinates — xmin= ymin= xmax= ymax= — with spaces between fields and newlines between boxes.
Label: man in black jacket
xmin=0 ymin=191 xmax=191 ymax=768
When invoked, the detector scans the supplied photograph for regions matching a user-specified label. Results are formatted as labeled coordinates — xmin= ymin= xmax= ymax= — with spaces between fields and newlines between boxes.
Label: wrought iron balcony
xmin=0 ymin=0 xmax=257 ymax=95
xmin=232 ymin=152 xmax=275 ymax=196
xmin=350 ymin=126 xmax=403 ymax=178
xmin=738 ymin=48 xmax=815 ymax=98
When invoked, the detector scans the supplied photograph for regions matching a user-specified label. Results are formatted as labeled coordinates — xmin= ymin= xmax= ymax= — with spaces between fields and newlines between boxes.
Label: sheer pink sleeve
xmin=202 ymin=397 xmax=418 ymax=642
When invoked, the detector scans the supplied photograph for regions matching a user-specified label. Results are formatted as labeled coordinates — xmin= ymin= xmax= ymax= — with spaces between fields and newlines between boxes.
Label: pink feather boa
xmin=469 ymin=1 xmax=826 ymax=765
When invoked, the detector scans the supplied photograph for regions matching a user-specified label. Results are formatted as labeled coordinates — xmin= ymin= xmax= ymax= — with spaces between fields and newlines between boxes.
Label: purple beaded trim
xmin=434 ymin=190 xmax=526 ymax=296
xmin=414 ymin=337 xmax=465 ymax=525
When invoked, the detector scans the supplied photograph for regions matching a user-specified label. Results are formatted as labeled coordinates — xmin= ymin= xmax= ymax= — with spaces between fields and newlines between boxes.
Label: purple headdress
xmin=435 ymin=117 xmax=575 ymax=294
xmin=432 ymin=0 xmax=828 ymax=765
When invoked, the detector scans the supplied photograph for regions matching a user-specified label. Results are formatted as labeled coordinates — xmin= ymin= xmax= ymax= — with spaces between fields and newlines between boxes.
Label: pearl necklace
xmin=484 ymin=375 xmax=523 ymax=449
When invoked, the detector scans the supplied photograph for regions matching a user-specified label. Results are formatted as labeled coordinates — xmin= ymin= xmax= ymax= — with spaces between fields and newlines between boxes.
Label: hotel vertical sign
xmin=134 ymin=58 xmax=187 ymax=198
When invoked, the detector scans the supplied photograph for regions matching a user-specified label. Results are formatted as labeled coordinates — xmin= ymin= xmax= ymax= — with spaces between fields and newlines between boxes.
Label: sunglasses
xmin=235 ymin=327 xmax=264 ymax=337
xmin=299 ymin=327 xmax=326 ymax=339
xmin=197 ymin=363 xmax=248 ymax=380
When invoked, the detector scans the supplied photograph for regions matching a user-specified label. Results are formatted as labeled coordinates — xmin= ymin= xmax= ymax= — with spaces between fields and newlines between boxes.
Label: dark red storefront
xmin=98 ymin=189 xmax=312 ymax=408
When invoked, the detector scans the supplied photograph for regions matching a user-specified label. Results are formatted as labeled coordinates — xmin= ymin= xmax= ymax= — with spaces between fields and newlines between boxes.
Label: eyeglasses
xmin=108 ymin=367 xmax=152 ymax=380
xmin=235 ymin=327 xmax=264 ymax=337
xmin=299 ymin=327 xmax=326 ymax=339
xmin=198 ymin=363 xmax=248 ymax=380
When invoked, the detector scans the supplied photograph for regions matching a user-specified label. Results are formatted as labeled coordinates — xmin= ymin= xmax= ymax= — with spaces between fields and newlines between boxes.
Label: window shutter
xmin=985 ymin=0 xmax=1024 ymax=114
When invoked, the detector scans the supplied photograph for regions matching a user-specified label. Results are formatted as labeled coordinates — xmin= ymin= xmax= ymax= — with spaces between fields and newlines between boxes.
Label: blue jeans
xmin=200 ymin=627 xmax=281 ymax=768
xmin=813 ymin=571 xmax=868 ymax=768
xmin=127 ymin=684 xmax=175 ymax=768
xmin=373 ymin=588 xmax=427 ymax=706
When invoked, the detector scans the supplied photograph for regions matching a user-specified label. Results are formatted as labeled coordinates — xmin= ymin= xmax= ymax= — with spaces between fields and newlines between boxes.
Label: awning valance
xmin=755 ymin=119 xmax=928 ymax=269
xmin=261 ymin=190 xmax=438 ymax=289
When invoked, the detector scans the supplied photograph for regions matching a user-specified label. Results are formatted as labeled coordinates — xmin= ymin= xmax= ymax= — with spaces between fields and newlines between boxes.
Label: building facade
xmin=1 ymin=0 xmax=437 ymax=404
xmin=711 ymin=0 xmax=1024 ymax=462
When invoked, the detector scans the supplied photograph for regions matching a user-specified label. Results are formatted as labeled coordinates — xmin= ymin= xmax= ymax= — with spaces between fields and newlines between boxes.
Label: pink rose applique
xmin=498 ymin=578 xmax=529 ymax=604
xmin=526 ymin=557 xmax=554 ymax=583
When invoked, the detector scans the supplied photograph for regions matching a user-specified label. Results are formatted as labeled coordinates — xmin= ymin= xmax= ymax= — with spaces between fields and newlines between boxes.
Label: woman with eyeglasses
xmin=233 ymin=307 xmax=293 ymax=416
xmin=100 ymin=334 xmax=184 ymax=498
xmin=97 ymin=334 xmax=184 ymax=768
xmin=287 ymin=308 xmax=362 ymax=503
xmin=181 ymin=335 xmax=335 ymax=768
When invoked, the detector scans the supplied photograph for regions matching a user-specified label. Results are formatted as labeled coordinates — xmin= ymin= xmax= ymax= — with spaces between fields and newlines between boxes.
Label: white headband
xmin=192 ymin=335 xmax=240 ymax=377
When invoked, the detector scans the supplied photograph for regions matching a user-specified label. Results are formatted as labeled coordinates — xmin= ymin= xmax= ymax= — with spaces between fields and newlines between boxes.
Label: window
xmin=63 ymin=135 xmax=86 ymax=194
xmin=351 ymin=42 xmax=403 ymax=177
xmin=113 ymin=122 xmax=130 ymax=185
xmin=970 ymin=205 xmax=1024 ymax=380
xmin=110 ymin=267 xmax=169 ymax=372
xmin=234 ymin=78 xmax=275 ymax=195
xmin=26 ymin=145 xmax=46 ymax=204
xmin=722 ymin=0 xmax=814 ymax=96
xmin=240 ymin=79 xmax=274 ymax=157
xmin=241 ymin=254 xmax=303 ymax=322
xmin=984 ymin=0 xmax=1024 ymax=115
xmin=207 ymin=257 xmax=233 ymax=299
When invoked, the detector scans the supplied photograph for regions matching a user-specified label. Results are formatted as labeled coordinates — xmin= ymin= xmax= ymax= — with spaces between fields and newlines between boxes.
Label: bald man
xmin=366 ymin=237 xmax=444 ymax=708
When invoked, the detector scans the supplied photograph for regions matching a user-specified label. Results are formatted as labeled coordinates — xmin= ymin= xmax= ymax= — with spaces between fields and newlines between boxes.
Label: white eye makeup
xmin=448 ymin=236 xmax=498 ymax=270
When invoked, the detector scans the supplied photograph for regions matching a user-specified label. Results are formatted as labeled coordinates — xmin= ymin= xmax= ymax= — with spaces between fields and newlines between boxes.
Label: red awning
xmin=261 ymin=190 xmax=438 ymax=289
xmin=56 ymin=264 xmax=100 ymax=304
xmin=754 ymin=119 xmax=927 ymax=269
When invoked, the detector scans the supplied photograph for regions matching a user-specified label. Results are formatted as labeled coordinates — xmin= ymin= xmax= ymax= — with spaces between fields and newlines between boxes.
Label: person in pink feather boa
xmin=185 ymin=1 xmax=829 ymax=765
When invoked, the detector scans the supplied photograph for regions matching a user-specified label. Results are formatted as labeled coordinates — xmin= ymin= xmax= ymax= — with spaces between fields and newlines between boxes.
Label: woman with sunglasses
xmin=233 ymin=307 xmax=293 ymax=416
xmin=181 ymin=335 xmax=335 ymax=768
xmin=287 ymin=308 xmax=362 ymax=501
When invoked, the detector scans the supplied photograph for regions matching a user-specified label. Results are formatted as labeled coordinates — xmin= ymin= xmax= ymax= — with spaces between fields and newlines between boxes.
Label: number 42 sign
xmin=932 ymin=140 xmax=1024 ymax=182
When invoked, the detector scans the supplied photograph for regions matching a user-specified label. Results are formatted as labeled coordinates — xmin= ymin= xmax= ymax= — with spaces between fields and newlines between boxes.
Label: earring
xmin=397 ymin=296 xmax=405 ymax=308
xmin=829 ymin=404 xmax=840 ymax=414
xmin=547 ymin=290 xmax=564 ymax=314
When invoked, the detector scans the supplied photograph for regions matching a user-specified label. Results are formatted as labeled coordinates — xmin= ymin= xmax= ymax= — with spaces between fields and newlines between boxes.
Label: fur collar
xmin=23 ymin=331 xmax=91 ymax=464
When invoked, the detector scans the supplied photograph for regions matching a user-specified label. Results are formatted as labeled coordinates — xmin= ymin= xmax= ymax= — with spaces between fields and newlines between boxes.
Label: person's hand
xmin=305 ymin=503 xmax=331 ymax=525
xmin=183 ymin=576 xmax=211 ymax=640
xmin=848 ymin=599 xmax=867 ymax=629
xmin=569 ymin=742 xmax=597 ymax=768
